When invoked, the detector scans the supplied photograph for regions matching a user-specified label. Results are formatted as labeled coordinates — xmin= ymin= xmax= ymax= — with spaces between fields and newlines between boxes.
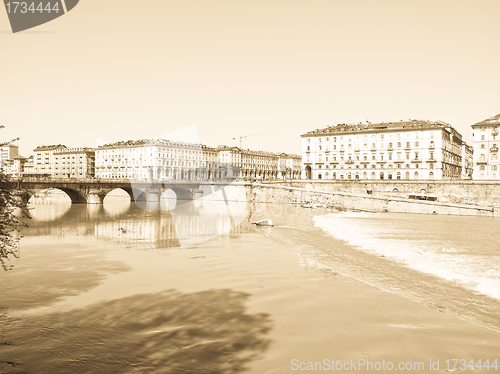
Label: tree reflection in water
xmin=1 ymin=289 xmax=272 ymax=373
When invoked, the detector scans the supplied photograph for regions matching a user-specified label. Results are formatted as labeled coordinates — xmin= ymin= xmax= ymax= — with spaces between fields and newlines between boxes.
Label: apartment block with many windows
xmin=33 ymin=144 xmax=67 ymax=176
xmin=301 ymin=120 xmax=466 ymax=180
xmin=53 ymin=148 xmax=95 ymax=178
xmin=471 ymin=113 xmax=500 ymax=180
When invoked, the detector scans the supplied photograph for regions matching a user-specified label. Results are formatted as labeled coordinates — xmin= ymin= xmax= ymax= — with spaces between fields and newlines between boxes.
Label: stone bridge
xmin=7 ymin=178 xmax=204 ymax=205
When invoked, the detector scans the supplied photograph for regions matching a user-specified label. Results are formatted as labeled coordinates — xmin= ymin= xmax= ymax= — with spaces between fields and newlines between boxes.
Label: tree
xmin=0 ymin=126 xmax=28 ymax=270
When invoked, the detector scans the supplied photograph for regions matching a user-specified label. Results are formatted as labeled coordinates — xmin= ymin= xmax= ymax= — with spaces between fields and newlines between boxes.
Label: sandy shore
xmin=2 ymin=203 xmax=500 ymax=373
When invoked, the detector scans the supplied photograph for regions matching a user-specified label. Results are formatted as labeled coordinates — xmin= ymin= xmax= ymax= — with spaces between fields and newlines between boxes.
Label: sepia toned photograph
xmin=1 ymin=1 xmax=500 ymax=373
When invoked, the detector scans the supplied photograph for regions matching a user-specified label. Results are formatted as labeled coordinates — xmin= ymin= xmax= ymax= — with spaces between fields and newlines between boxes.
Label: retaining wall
xmin=250 ymin=183 xmax=497 ymax=217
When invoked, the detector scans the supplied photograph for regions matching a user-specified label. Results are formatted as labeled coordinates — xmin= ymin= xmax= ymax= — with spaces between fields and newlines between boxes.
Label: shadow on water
xmin=1 ymin=289 xmax=272 ymax=374
xmin=1 ymin=242 xmax=131 ymax=311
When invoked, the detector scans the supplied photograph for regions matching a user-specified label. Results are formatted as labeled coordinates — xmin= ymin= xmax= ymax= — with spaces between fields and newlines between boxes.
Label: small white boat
xmin=253 ymin=219 xmax=274 ymax=227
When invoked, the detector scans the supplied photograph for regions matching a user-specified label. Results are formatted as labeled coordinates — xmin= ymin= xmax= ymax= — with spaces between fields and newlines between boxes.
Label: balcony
xmin=345 ymin=160 xmax=355 ymax=164
xmin=387 ymin=146 xmax=393 ymax=151
xmin=426 ymin=159 xmax=437 ymax=163
xmin=411 ymin=159 xmax=422 ymax=163
xmin=476 ymin=161 xmax=487 ymax=165
xmin=491 ymin=147 xmax=499 ymax=152
xmin=377 ymin=160 xmax=387 ymax=164
xmin=394 ymin=160 xmax=404 ymax=163
xmin=360 ymin=161 xmax=370 ymax=164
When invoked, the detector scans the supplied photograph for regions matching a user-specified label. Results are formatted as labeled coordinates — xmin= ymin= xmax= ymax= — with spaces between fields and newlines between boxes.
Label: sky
xmin=1 ymin=0 xmax=499 ymax=157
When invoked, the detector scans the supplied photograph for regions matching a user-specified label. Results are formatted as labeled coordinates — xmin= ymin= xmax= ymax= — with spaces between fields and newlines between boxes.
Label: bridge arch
xmin=25 ymin=187 xmax=87 ymax=204
xmin=105 ymin=186 xmax=146 ymax=203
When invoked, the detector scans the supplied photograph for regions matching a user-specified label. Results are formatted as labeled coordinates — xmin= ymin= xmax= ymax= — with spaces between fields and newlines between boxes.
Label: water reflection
xmin=1 ymin=289 xmax=272 ymax=373
xmin=24 ymin=196 xmax=254 ymax=248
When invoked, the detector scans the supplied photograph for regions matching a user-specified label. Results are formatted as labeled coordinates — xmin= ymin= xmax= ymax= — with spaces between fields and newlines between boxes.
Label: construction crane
xmin=233 ymin=132 xmax=274 ymax=148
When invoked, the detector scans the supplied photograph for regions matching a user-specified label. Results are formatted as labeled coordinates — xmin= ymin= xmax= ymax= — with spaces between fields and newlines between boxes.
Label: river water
xmin=1 ymin=191 xmax=500 ymax=373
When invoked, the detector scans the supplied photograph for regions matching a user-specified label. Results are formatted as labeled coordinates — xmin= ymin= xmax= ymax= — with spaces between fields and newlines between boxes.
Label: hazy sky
xmin=1 ymin=0 xmax=499 ymax=156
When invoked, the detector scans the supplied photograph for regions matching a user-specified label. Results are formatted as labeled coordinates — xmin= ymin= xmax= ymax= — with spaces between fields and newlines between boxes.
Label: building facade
xmin=94 ymin=139 xmax=301 ymax=181
xmin=471 ymin=113 xmax=500 ymax=180
xmin=53 ymin=148 xmax=95 ymax=178
xmin=301 ymin=120 xmax=466 ymax=180
xmin=0 ymin=144 xmax=18 ymax=162
xmin=461 ymin=142 xmax=474 ymax=179
xmin=95 ymin=139 xmax=214 ymax=181
xmin=33 ymin=144 xmax=67 ymax=176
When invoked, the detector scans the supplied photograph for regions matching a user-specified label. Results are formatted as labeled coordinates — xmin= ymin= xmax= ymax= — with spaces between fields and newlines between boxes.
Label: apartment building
xmin=0 ymin=144 xmax=18 ymax=162
xmin=301 ymin=120 xmax=466 ymax=180
xmin=471 ymin=113 xmax=500 ymax=180
xmin=53 ymin=147 xmax=95 ymax=178
xmin=216 ymin=146 xmax=301 ymax=180
xmin=461 ymin=142 xmax=474 ymax=179
xmin=33 ymin=144 xmax=67 ymax=176
xmin=95 ymin=139 xmax=211 ymax=180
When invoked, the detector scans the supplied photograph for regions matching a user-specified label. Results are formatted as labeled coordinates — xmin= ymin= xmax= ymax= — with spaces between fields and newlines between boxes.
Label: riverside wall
xmin=284 ymin=180 xmax=500 ymax=207
xmin=249 ymin=182 xmax=498 ymax=217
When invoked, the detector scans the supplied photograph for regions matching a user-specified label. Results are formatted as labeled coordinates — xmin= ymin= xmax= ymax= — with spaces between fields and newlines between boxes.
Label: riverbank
xmin=1 ymin=202 xmax=500 ymax=373
xmin=250 ymin=183 xmax=498 ymax=217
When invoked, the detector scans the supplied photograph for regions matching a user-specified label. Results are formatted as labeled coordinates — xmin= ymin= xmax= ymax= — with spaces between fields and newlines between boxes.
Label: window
xmin=480 ymin=165 xmax=485 ymax=170
xmin=319 ymin=145 xmax=322 ymax=150
xmin=389 ymin=153 xmax=392 ymax=160
xmin=481 ymin=135 xmax=485 ymax=140
xmin=481 ymin=144 xmax=485 ymax=149
xmin=492 ymin=165 xmax=497 ymax=171
xmin=307 ymin=146 xmax=310 ymax=151
xmin=406 ymin=142 xmax=410 ymax=148
xmin=406 ymin=153 xmax=410 ymax=160
xmin=414 ymin=152 xmax=419 ymax=159
xmin=415 ymin=141 xmax=419 ymax=147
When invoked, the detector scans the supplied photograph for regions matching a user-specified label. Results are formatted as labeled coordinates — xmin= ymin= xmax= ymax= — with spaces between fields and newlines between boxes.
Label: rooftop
xmin=34 ymin=144 xmax=67 ymax=152
xmin=98 ymin=138 xmax=202 ymax=149
xmin=471 ymin=113 xmax=500 ymax=128
xmin=301 ymin=119 xmax=455 ymax=137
